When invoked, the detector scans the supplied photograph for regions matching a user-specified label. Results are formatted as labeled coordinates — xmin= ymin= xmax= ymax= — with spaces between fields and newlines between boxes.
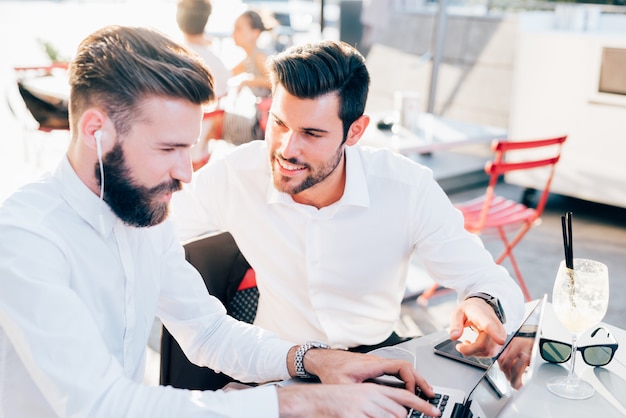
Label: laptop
xmin=370 ymin=295 xmax=546 ymax=418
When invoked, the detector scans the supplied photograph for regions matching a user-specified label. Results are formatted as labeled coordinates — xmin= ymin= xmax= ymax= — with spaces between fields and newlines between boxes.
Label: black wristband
xmin=466 ymin=292 xmax=506 ymax=324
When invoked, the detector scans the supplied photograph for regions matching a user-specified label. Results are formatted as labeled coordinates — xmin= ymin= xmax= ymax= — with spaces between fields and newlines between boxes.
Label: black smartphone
xmin=433 ymin=338 xmax=495 ymax=369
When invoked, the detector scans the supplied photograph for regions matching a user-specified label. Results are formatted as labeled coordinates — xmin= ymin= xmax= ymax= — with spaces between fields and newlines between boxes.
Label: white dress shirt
xmin=0 ymin=156 xmax=293 ymax=418
xmin=173 ymin=141 xmax=525 ymax=349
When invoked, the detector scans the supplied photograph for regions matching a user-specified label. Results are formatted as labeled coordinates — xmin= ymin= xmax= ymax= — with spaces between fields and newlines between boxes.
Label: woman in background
xmin=194 ymin=9 xmax=275 ymax=168
xmin=231 ymin=9 xmax=272 ymax=99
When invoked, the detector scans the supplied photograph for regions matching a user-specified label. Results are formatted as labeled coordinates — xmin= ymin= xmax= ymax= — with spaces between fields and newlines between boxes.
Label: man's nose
xmin=279 ymin=131 xmax=301 ymax=160
xmin=172 ymin=149 xmax=193 ymax=184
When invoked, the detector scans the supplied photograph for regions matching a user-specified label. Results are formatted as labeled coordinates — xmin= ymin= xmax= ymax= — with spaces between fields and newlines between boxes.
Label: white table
xmin=392 ymin=301 xmax=626 ymax=417
xmin=360 ymin=112 xmax=507 ymax=156
xmin=278 ymin=300 xmax=626 ymax=417
xmin=359 ymin=112 xmax=508 ymax=192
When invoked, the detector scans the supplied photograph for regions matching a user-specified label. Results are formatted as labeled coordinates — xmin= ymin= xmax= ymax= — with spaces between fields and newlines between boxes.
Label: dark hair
xmin=176 ymin=0 xmax=212 ymax=36
xmin=240 ymin=10 xmax=268 ymax=32
xmin=68 ymin=25 xmax=214 ymax=137
xmin=267 ymin=40 xmax=369 ymax=141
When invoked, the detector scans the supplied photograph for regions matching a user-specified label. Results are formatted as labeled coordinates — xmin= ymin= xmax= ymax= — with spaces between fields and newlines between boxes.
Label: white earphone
xmin=94 ymin=130 xmax=106 ymax=235
xmin=94 ymin=130 xmax=103 ymax=159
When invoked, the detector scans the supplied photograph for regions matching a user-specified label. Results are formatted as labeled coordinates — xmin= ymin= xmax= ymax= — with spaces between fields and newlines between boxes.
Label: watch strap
xmin=294 ymin=341 xmax=330 ymax=379
xmin=467 ymin=292 xmax=506 ymax=324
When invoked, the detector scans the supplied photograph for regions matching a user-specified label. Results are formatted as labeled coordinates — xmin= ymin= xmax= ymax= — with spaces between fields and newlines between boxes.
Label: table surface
xmin=393 ymin=301 xmax=626 ymax=417
xmin=279 ymin=300 xmax=626 ymax=417
xmin=360 ymin=112 xmax=507 ymax=155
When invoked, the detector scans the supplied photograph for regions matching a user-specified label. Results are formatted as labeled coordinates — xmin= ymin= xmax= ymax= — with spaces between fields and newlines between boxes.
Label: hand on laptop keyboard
xmin=408 ymin=388 xmax=451 ymax=418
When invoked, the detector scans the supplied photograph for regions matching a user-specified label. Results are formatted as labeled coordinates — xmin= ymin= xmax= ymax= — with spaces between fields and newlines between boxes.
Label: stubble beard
xmin=271 ymin=144 xmax=344 ymax=196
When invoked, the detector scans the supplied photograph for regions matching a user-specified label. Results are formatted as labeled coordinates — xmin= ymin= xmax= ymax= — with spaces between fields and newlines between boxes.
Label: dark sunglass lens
xmin=541 ymin=341 xmax=571 ymax=363
xmin=583 ymin=346 xmax=613 ymax=366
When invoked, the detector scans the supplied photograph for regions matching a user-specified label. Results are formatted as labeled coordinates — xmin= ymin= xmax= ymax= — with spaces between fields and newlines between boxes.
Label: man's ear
xmin=78 ymin=108 xmax=108 ymax=152
xmin=345 ymin=115 xmax=370 ymax=146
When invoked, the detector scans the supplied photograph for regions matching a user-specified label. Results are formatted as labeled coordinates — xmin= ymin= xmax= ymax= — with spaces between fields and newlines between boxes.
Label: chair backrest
xmin=159 ymin=231 xmax=257 ymax=390
xmin=478 ymin=135 xmax=567 ymax=228
xmin=13 ymin=64 xmax=70 ymax=132
xmin=17 ymin=81 xmax=69 ymax=131
xmin=5 ymin=76 xmax=40 ymax=132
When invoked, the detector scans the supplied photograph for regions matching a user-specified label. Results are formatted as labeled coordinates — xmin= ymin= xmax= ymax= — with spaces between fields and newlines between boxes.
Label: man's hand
xmin=277 ymin=383 xmax=442 ymax=418
xmin=283 ymin=347 xmax=440 ymax=416
xmin=497 ymin=336 xmax=533 ymax=389
xmin=449 ymin=297 xmax=507 ymax=358
xmin=290 ymin=347 xmax=431 ymax=393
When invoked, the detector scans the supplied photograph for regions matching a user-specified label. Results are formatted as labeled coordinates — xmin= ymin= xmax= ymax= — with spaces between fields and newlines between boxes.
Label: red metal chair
xmin=418 ymin=135 xmax=568 ymax=304
xmin=6 ymin=64 xmax=70 ymax=164
xmin=12 ymin=63 xmax=70 ymax=131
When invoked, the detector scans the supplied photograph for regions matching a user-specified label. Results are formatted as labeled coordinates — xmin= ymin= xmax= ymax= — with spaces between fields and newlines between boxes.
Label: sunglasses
xmin=540 ymin=327 xmax=619 ymax=367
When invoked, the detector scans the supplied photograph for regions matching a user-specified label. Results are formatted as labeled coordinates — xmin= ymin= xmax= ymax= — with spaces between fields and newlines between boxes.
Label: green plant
xmin=37 ymin=38 xmax=69 ymax=63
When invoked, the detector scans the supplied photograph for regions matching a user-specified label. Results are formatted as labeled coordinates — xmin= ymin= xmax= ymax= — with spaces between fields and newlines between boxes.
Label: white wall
xmin=507 ymin=11 xmax=626 ymax=208
xmin=365 ymin=11 xmax=519 ymax=130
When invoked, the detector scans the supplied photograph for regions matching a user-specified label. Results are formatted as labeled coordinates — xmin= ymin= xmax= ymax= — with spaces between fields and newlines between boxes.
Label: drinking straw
xmin=561 ymin=211 xmax=574 ymax=269
xmin=561 ymin=215 xmax=568 ymax=266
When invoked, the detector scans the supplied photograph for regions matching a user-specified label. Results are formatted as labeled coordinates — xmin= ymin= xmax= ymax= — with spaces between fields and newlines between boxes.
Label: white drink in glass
xmin=552 ymin=259 xmax=609 ymax=333
xmin=548 ymin=258 xmax=609 ymax=399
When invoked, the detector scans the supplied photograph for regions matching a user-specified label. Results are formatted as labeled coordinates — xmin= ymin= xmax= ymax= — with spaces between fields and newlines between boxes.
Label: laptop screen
xmin=369 ymin=296 xmax=547 ymax=418
xmin=460 ymin=295 xmax=547 ymax=417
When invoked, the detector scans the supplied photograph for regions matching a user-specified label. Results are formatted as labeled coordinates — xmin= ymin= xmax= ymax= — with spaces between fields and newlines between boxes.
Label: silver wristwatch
xmin=294 ymin=341 xmax=330 ymax=379
xmin=466 ymin=292 xmax=506 ymax=324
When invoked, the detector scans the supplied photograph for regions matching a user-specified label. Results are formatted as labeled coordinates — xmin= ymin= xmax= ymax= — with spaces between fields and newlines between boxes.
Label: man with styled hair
xmin=174 ymin=40 xmax=525 ymax=355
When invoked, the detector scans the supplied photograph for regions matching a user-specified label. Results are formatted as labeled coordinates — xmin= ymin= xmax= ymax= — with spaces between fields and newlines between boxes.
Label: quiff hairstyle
xmin=68 ymin=25 xmax=214 ymax=138
xmin=266 ymin=40 xmax=370 ymax=141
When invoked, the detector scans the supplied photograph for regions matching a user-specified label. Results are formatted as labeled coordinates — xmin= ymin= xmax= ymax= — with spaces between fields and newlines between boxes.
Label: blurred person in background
xmin=177 ymin=0 xmax=264 ymax=169
xmin=231 ymin=9 xmax=273 ymax=98
xmin=177 ymin=0 xmax=230 ymax=169
xmin=177 ymin=0 xmax=230 ymax=100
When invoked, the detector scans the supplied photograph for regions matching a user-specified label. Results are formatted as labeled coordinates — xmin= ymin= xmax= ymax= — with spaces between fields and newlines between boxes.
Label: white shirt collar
xmin=56 ymin=155 xmax=117 ymax=236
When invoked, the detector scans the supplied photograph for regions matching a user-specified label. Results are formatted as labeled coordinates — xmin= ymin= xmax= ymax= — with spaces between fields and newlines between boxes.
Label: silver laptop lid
xmin=456 ymin=294 xmax=547 ymax=418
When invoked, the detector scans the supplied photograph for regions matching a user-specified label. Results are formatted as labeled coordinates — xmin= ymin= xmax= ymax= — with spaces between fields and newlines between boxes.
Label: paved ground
xmin=404 ymin=182 xmax=626 ymax=336
xmin=3 ymin=0 xmax=625 ymax=387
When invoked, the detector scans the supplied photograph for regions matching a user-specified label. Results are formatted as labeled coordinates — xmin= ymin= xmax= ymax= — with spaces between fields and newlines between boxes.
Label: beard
xmin=271 ymin=144 xmax=344 ymax=195
xmin=95 ymin=143 xmax=182 ymax=227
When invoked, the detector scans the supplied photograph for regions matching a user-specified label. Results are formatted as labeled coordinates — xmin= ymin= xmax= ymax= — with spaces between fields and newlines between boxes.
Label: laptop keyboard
xmin=408 ymin=389 xmax=450 ymax=418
